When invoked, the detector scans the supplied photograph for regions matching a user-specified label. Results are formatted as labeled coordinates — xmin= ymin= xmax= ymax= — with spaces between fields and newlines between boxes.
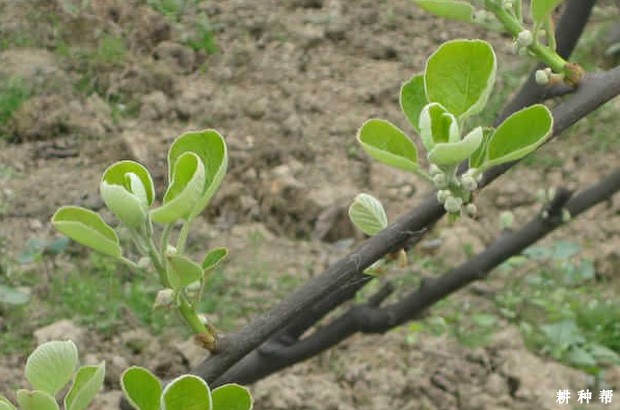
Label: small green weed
xmin=0 ymin=76 xmax=30 ymax=129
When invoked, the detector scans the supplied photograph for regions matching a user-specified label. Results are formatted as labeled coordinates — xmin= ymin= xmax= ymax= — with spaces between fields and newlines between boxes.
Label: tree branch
xmin=193 ymin=65 xmax=620 ymax=384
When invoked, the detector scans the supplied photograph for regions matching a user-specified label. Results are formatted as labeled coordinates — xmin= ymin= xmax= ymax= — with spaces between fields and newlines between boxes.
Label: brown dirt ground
xmin=0 ymin=0 xmax=619 ymax=409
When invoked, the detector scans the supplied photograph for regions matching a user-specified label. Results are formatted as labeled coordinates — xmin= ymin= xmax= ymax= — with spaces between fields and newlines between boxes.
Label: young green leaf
xmin=425 ymin=40 xmax=496 ymax=118
xmin=419 ymin=103 xmax=459 ymax=151
xmin=0 ymin=395 xmax=16 ymax=410
xmin=348 ymin=193 xmax=388 ymax=236
xmin=531 ymin=0 xmax=564 ymax=24
xmin=483 ymin=104 xmax=553 ymax=169
xmin=212 ymin=384 xmax=253 ymax=410
xmin=202 ymin=247 xmax=229 ymax=272
xmin=357 ymin=119 xmax=418 ymax=173
xmin=428 ymin=126 xmax=483 ymax=166
xmin=64 ymin=362 xmax=105 ymax=410
xmin=468 ymin=127 xmax=493 ymax=169
xmin=16 ymin=390 xmax=59 ymax=410
xmin=25 ymin=340 xmax=78 ymax=396
xmin=166 ymin=254 xmax=204 ymax=290
xmin=100 ymin=160 xmax=155 ymax=228
xmin=413 ymin=0 xmax=475 ymax=22
xmin=151 ymin=152 xmax=206 ymax=224
xmin=400 ymin=74 xmax=427 ymax=134
xmin=162 ymin=375 xmax=212 ymax=410
xmin=121 ymin=366 xmax=162 ymax=410
xmin=167 ymin=129 xmax=228 ymax=219
xmin=52 ymin=206 xmax=122 ymax=258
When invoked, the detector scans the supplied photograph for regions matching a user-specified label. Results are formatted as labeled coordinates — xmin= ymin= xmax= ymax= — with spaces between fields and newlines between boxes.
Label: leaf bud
xmin=433 ymin=173 xmax=448 ymax=189
xmin=153 ymin=288 xmax=175 ymax=308
xmin=437 ymin=190 xmax=450 ymax=203
xmin=444 ymin=196 xmax=463 ymax=213
xmin=517 ymin=30 xmax=533 ymax=47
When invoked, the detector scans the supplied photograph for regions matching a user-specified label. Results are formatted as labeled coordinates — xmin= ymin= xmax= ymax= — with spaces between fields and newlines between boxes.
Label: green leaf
xmin=64 ymin=363 xmax=105 ymax=410
xmin=167 ymin=254 xmax=204 ymax=290
xmin=413 ymin=0 xmax=475 ymax=22
xmin=0 ymin=285 xmax=30 ymax=305
xmin=400 ymin=74 xmax=427 ymax=134
xmin=484 ymin=104 xmax=553 ymax=168
xmin=167 ymin=129 xmax=228 ymax=220
xmin=202 ymin=248 xmax=229 ymax=272
xmin=151 ymin=152 xmax=206 ymax=224
xmin=25 ymin=340 xmax=78 ymax=396
xmin=348 ymin=193 xmax=388 ymax=236
xmin=468 ymin=127 xmax=493 ymax=169
xmin=100 ymin=160 xmax=155 ymax=228
xmin=16 ymin=390 xmax=59 ymax=410
xmin=531 ymin=0 xmax=564 ymax=24
xmin=419 ymin=103 xmax=459 ymax=151
xmin=162 ymin=375 xmax=212 ymax=410
xmin=428 ymin=126 xmax=483 ymax=166
xmin=357 ymin=119 xmax=418 ymax=173
xmin=425 ymin=40 xmax=496 ymax=118
xmin=0 ymin=395 xmax=16 ymax=410
xmin=121 ymin=366 xmax=162 ymax=410
xmin=51 ymin=206 xmax=122 ymax=258
xmin=212 ymin=384 xmax=253 ymax=410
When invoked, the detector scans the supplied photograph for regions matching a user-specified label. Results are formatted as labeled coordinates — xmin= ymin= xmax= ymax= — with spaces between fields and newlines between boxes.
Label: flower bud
xmin=535 ymin=69 xmax=550 ymax=85
xmin=437 ymin=190 xmax=450 ymax=203
xmin=433 ymin=173 xmax=448 ymax=189
xmin=429 ymin=164 xmax=442 ymax=176
xmin=444 ymin=196 xmax=463 ymax=213
xmin=154 ymin=288 xmax=175 ymax=308
xmin=166 ymin=244 xmax=178 ymax=254
xmin=517 ymin=30 xmax=533 ymax=47
xmin=461 ymin=175 xmax=478 ymax=192
xmin=464 ymin=203 xmax=477 ymax=217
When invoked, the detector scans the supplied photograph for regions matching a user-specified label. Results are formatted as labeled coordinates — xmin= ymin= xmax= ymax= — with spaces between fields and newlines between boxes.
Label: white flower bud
xmin=535 ymin=69 xmax=550 ymax=85
xmin=499 ymin=211 xmax=514 ymax=230
xmin=153 ymin=288 xmax=175 ymax=308
xmin=517 ymin=30 xmax=533 ymax=47
xmin=166 ymin=244 xmax=177 ymax=254
xmin=437 ymin=190 xmax=450 ymax=203
xmin=433 ymin=173 xmax=448 ymax=189
xmin=464 ymin=203 xmax=477 ymax=217
xmin=461 ymin=175 xmax=478 ymax=191
xmin=444 ymin=196 xmax=463 ymax=213
xmin=429 ymin=164 xmax=442 ymax=176
xmin=502 ymin=0 xmax=513 ymax=9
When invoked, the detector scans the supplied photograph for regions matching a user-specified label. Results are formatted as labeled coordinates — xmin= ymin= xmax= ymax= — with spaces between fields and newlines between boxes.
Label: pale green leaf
xmin=531 ymin=0 xmax=564 ymax=24
xmin=202 ymin=248 xmax=229 ymax=272
xmin=121 ymin=366 xmax=162 ymax=410
xmin=100 ymin=160 xmax=155 ymax=228
xmin=0 ymin=395 xmax=16 ymax=410
xmin=400 ymin=74 xmax=427 ymax=134
xmin=484 ymin=104 xmax=553 ymax=169
xmin=428 ymin=126 xmax=483 ymax=166
xmin=25 ymin=340 xmax=78 ymax=396
xmin=419 ymin=103 xmax=459 ymax=152
xmin=212 ymin=384 xmax=253 ymax=410
xmin=167 ymin=254 xmax=204 ymax=290
xmin=425 ymin=40 xmax=496 ymax=118
xmin=151 ymin=152 xmax=206 ymax=224
xmin=167 ymin=129 xmax=228 ymax=219
xmin=413 ymin=0 xmax=475 ymax=22
xmin=16 ymin=390 xmax=59 ymax=410
xmin=162 ymin=375 xmax=212 ymax=410
xmin=64 ymin=363 xmax=105 ymax=410
xmin=468 ymin=127 xmax=493 ymax=169
xmin=357 ymin=119 xmax=418 ymax=173
xmin=51 ymin=206 xmax=122 ymax=258
xmin=348 ymin=193 xmax=388 ymax=236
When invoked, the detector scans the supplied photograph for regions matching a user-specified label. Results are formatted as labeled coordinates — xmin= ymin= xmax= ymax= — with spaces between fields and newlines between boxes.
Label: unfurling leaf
xmin=64 ymin=362 xmax=105 ymax=410
xmin=400 ymin=74 xmax=427 ymax=134
xmin=51 ymin=206 xmax=122 ymax=258
xmin=413 ymin=0 xmax=475 ymax=22
xmin=121 ymin=366 xmax=162 ymax=410
xmin=202 ymin=247 xmax=229 ymax=272
xmin=419 ymin=103 xmax=459 ymax=151
xmin=25 ymin=340 xmax=78 ymax=396
xmin=428 ymin=126 xmax=483 ymax=166
xmin=212 ymin=384 xmax=253 ymax=410
xmin=348 ymin=193 xmax=388 ymax=236
xmin=425 ymin=40 xmax=496 ymax=118
xmin=357 ymin=119 xmax=418 ymax=173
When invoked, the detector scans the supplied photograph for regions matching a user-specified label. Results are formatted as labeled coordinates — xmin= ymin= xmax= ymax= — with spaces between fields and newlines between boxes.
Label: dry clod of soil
xmin=34 ymin=319 xmax=85 ymax=347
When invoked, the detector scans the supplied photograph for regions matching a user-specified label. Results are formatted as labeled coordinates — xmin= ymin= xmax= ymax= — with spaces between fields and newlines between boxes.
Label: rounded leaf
xmin=357 ymin=119 xmax=418 ymax=173
xmin=25 ymin=340 xmax=78 ymax=396
xmin=413 ymin=0 xmax=475 ymax=22
xmin=16 ymin=390 xmax=59 ymax=410
xmin=428 ymin=126 xmax=483 ymax=166
xmin=167 ymin=254 xmax=204 ymax=290
xmin=151 ymin=152 xmax=206 ymax=224
xmin=162 ymin=375 xmax=212 ymax=410
xmin=51 ymin=206 xmax=122 ymax=258
xmin=121 ymin=366 xmax=162 ymax=410
xmin=212 ymin=384 xmax=253 ymax=410
xmin=419 ymin=103 xmax=459 ymax=152
xmin=202 ymin=247 xmax=229 ymax=272
xmin=64 ymin=362 xmax=105 ymax=410
xmin=348 ymin=193 xmax=388 ymax=236
xmin=484 ymin=104 xmax=553 ymax=169
xmin=167 ymin=129 xmax=228 ymax=219
xmin=400 ymin=74 xmax=427 ymax=134
xmin=100 ymin=161 xmax=155 ymax=228
xmin=425 ymin=40 xmax=496 ymax=118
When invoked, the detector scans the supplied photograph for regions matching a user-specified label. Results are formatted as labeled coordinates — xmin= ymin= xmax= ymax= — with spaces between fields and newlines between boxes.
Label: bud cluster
xmin=535 ymin=67 xmax=564 ymax=86
xmin=432 ymin=167 xmax=482 ymax=217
